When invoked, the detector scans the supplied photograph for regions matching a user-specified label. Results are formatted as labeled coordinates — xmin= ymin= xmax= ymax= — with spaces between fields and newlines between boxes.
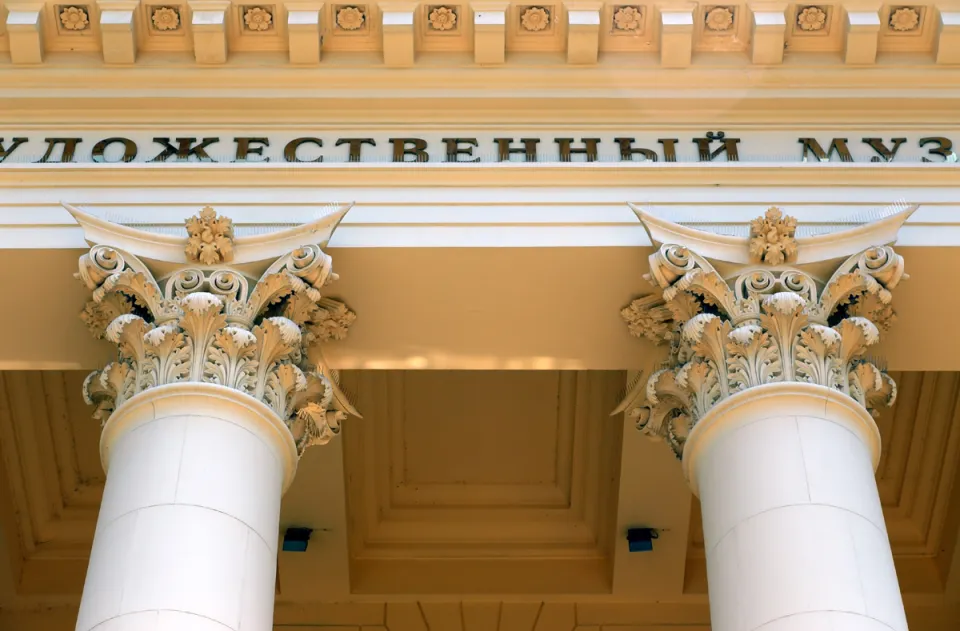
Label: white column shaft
xmin=76 ymin=384 xmax=297 ymax=631
xmin=685 ymin=383 xmax=908 ymax=631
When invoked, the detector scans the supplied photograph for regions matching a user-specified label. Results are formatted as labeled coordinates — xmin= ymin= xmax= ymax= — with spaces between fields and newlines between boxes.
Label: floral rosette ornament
xmin=336 ymin=6 xmax=365 ymax=30
xmin=796 ymin=5 xmax=826 ymax=31
xmin=521 ymin=6 xmax=550 ymax=31
xmin=244 ymin=7 xmax=273 ymax=31
xmin=613 ymin=6 xmax=641 ymax=32
xmin=60 ymin=6 xmax=90 ymax=30
xmin=151 ymin=6 xmax=181 ymax=30
xmin=889 ymin=7 xmax=919 ymax=32
xmin=749 ymin=206 xmax=798 ymax=265
xmin=428 ymin=6 xmax=457 ymax=30
xmin=185 ymin=206 xmax=235 ymax=265
xmin=705 ymin=7 xmax=733 ymax=31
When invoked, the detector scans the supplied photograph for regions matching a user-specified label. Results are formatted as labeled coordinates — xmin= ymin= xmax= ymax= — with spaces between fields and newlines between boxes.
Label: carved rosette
xmin=336 ymin=6 xmax=365 ymax=30
xmin=704 ymin=6 xmax=734 ymax=32
xmin=76 ymin=242 xmax=357 ymax=457
xmin=59 ymin=6 xmax=90 ymax=31
xmin=151 ymin=6 xmax=181 ymax=30
xmin=520 ymin=7 xmax=550 ymax=31
xmin=243 ymin=6 xmax=273 ymax=31
xmin=613 ymin=6 xmax=641 ymax=31
xmin=618 ymin=208 xmax=907 ymax=460
xmin=796 ymin=5 xmax=827 ymax=31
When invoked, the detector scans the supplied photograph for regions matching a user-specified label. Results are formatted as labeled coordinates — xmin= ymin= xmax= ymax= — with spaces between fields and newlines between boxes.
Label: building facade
xmin=1 ymin=1 xmax=960 ymax=630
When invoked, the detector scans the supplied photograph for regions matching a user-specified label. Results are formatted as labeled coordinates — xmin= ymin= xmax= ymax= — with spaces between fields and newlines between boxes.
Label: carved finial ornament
xmin=616 ymin=204 xmax=916 ymax=459
xmin=71 ymin=204 xmax=359 ymax=457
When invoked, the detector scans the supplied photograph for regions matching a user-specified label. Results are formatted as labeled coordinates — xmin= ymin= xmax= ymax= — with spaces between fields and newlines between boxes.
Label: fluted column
xmin=69 ymin=205 xmax=358 ymax=631
xmin=618 ymin=204 xmax=915 ymax=631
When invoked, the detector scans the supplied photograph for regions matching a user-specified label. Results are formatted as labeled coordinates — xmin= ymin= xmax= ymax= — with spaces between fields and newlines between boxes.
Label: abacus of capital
xmin=67 ymin=203 xmax=360 ymax=631
xmin=616 ymin=203 xmax=916 ymax=631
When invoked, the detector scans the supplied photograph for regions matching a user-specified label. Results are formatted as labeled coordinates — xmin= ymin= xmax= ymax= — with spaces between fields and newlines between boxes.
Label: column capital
xmin=615 ymin=202 xmax=917 ymax=459
xmin=68 ymin=202 xmax=360 ymax=457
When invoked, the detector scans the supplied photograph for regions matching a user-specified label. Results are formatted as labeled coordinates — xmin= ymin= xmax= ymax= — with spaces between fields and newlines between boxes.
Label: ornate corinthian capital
xmin=616 ymin=202 xmax=917 ymax=459
xmin=68 ymin=203 xmax=360 ymax=457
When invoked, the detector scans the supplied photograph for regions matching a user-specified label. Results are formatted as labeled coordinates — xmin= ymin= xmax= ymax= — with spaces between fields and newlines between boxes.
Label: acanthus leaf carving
xmin=77 ymin=208 xmax=360 ymax=457
xmin=617 ymin=206 xmax=907 ymax=459
xmin=620 ymin=294 xmax=676 ymax=344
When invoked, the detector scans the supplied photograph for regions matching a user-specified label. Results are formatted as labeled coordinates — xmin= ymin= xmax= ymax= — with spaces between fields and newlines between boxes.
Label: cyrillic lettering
xmin=235 ymin=137 xmax=270 ymax=162
xmin=150 ymin=137 xmax=218 ymax=162
xmin=861 ymin=138 xmax=906 ymax=163
xmin=390 ymin=138 xmax=428 ymax=163
xmin=798 ymin=137 xmax=853 ymax=162
xmin=694 ymin=132 xmax=740 ymax=162
xmin=37 ymin=137 xmax=82 ymax=163
xmin=658 ymin=139 xmax=678 ymax=163
xmin=91 ymin=137 xmax=138 ymax=163
xmin=283 ymin=138 xmax=323 ymax=163
xmin=0 ymin=138 xmax=28 ymax=164
xmin=614 ymin=138 xmax=658 ymax=162
xmin=335 ymin=138 xmax=376 ymax=162
xmin=919 ymin=137 xmax=956 ymax=163
xmin=555 ymin=138 xmax=599 ymax=162
xmin=443 ymin=138 xmax=480 ymax=163
xmin=494 ymin=138 xmax=539 ymax=162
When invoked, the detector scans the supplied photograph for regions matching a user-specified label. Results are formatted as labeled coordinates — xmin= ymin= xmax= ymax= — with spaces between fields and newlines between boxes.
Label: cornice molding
xmin=4 ymin=64 xmax=960 ymax=97
xmin=1 ymin=162 xmax=958 ymax=190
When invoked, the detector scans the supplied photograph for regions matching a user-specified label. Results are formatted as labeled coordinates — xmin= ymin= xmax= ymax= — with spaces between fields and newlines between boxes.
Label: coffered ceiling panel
xmin=0 ymin=371 xmax=102 ymax=597
xmin=341 ymin=369 xmax=625 ymax=594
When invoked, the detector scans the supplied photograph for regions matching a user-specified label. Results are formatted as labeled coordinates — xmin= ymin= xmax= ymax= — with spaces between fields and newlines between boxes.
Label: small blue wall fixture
xmin=282 ymin=527 xmax=313 ymax=552
xmin=626 ymin=527 xmax=658 ymax=552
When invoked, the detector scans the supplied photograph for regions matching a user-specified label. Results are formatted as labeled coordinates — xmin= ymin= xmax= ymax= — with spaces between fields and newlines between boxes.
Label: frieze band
xmin=0 ymin=133 xmax=957 ymax=164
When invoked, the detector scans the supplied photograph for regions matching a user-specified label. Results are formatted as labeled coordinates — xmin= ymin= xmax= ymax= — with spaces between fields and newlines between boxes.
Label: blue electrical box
xmin=626 ymin=527 xmax=658 ymax=552
xmin=282 ymin=527 xmax=313 ymax=552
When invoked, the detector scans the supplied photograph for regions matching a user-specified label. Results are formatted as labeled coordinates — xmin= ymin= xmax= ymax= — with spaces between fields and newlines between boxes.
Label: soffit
xmin=339 ymin=370 xmax=625 ymax=594
xmin=1 ymin=369 xmax=960 ymax=607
